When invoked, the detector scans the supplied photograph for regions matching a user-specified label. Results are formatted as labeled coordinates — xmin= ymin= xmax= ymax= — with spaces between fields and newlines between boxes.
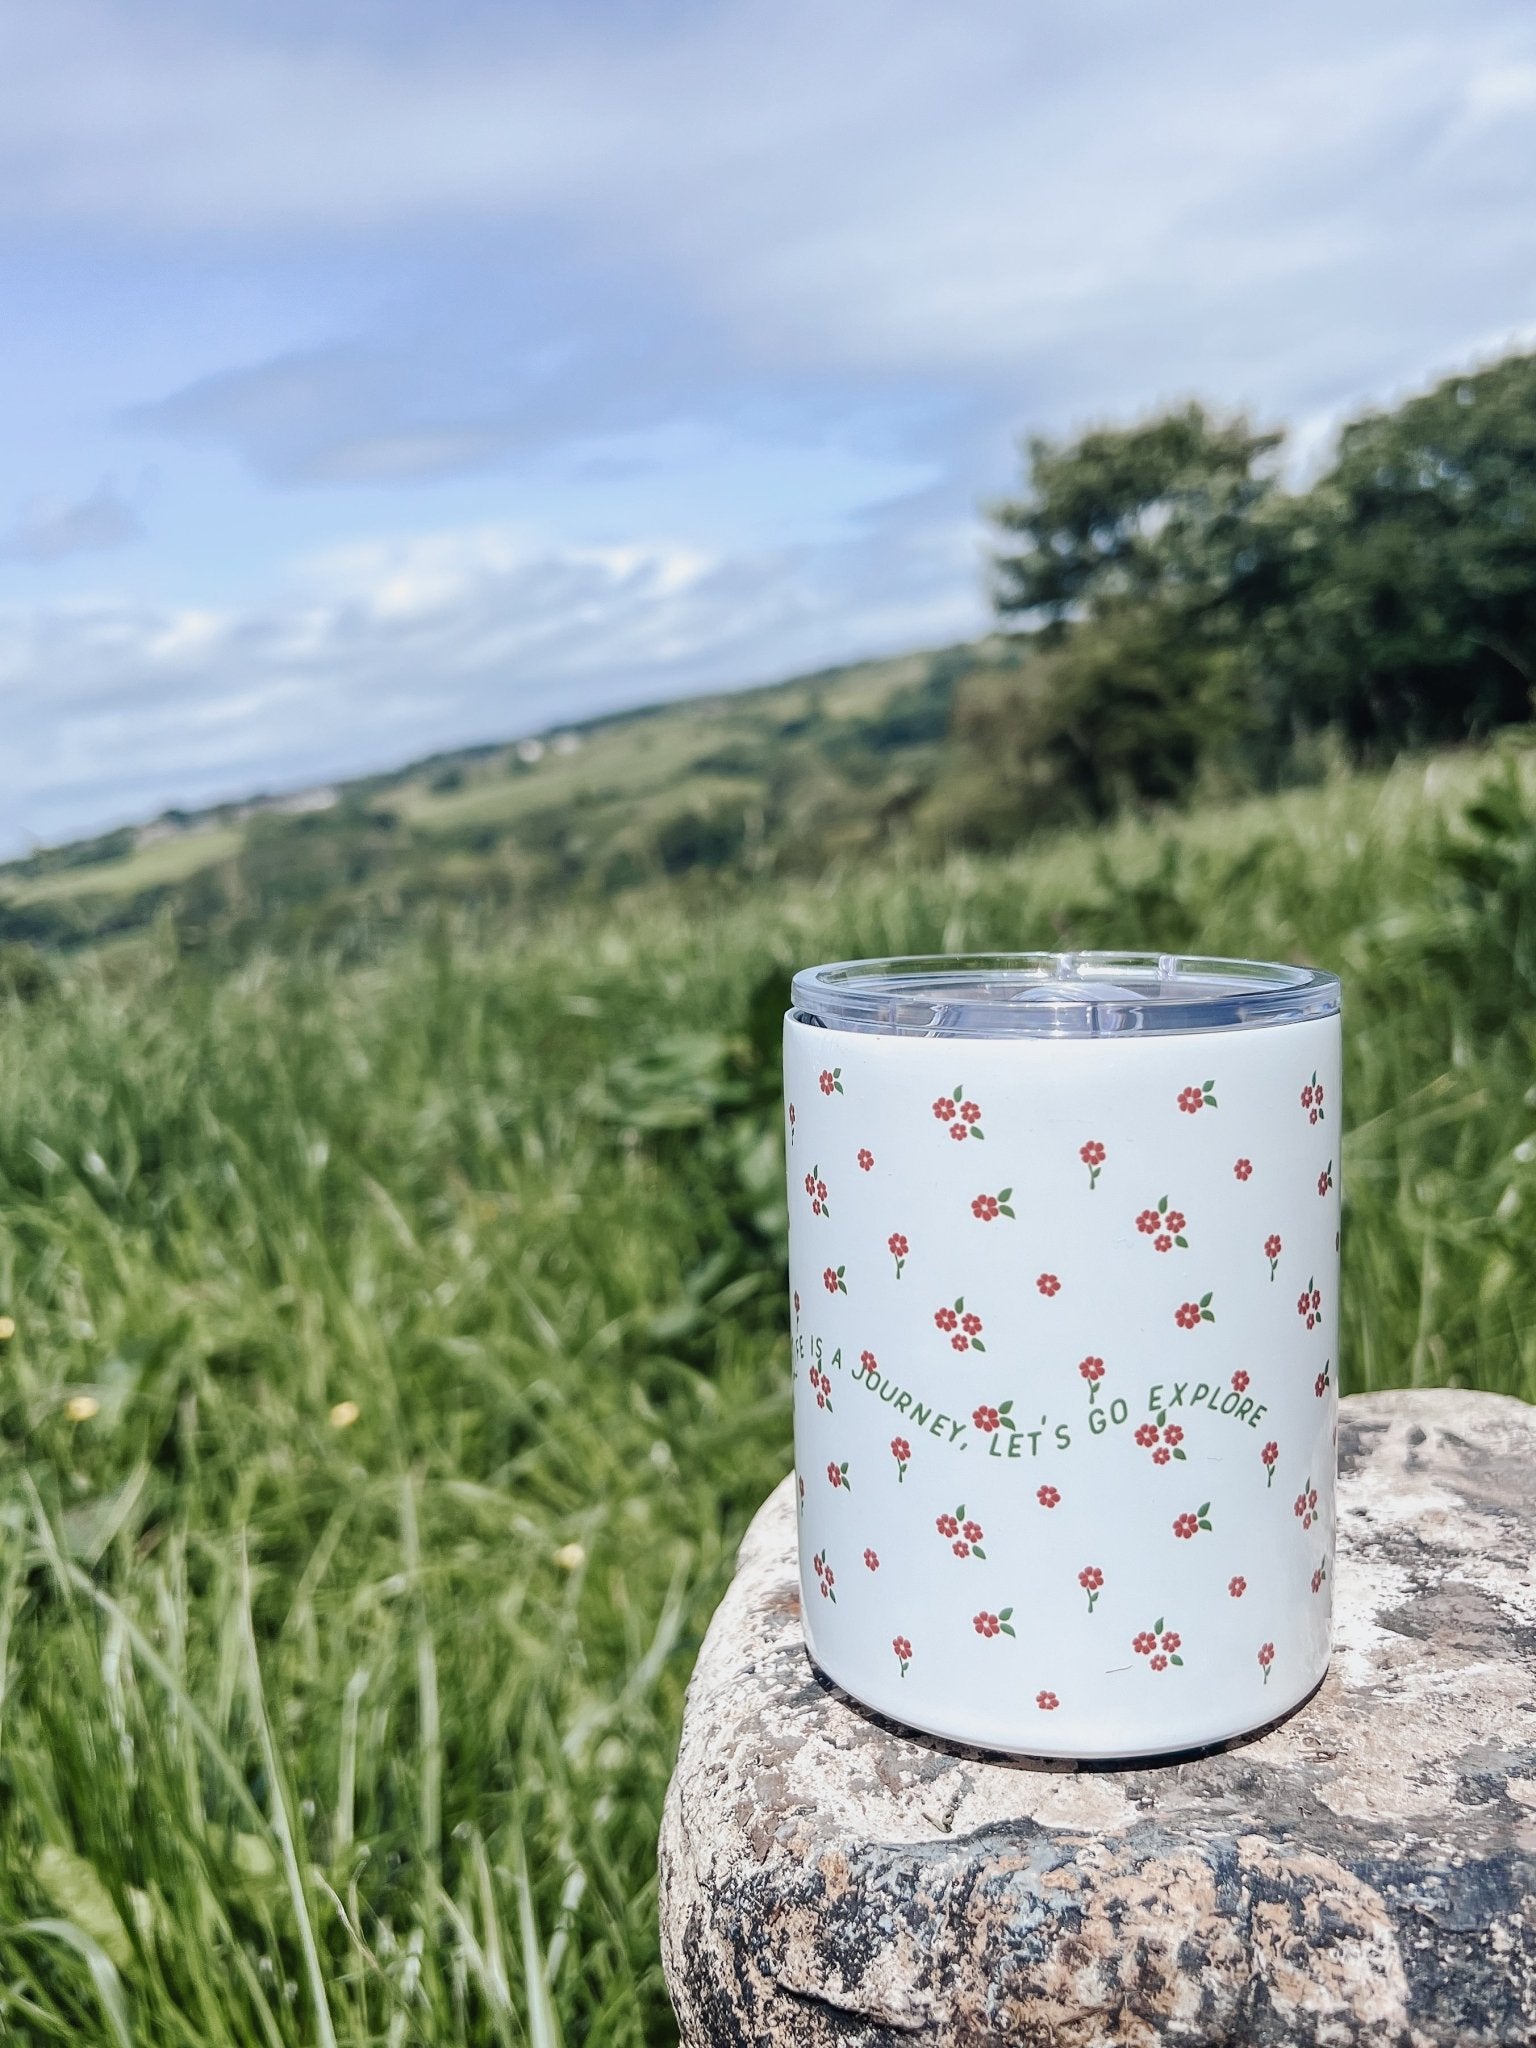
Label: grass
xmin=0 ymin=738 xmax=1533 ymax=2043
xmin=2 ymin=829 xmax=247 ymax=907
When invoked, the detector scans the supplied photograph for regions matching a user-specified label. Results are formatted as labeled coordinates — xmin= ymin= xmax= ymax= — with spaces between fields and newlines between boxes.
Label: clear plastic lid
xmin=791 ymin=951 xmax=1340 ymax=1039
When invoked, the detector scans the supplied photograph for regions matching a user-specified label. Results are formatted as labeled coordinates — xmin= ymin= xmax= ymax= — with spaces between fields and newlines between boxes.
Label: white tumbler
xmin=784 ymin=952 xmax=1342 ymax=1759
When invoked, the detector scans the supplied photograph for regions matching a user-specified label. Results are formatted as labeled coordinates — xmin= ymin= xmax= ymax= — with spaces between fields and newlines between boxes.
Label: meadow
xmin=0 ymin=737 xmax=1533 ymax=2044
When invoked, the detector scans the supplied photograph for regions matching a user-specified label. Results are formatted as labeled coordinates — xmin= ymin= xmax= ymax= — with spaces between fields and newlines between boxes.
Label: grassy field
xmin=0 ymin=738 xmax=1532 ymax=2044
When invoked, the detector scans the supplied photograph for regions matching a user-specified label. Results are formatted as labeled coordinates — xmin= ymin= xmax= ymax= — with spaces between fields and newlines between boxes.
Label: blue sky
xmin=2 ymin=0 xmax=1535 ymax=853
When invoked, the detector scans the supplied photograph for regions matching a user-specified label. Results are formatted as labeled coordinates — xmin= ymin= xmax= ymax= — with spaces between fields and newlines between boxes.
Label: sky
xmin=2 ymin=1 xmax=1535 ymax=854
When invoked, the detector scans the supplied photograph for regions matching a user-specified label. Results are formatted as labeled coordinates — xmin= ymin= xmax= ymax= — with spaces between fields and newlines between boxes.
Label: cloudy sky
xmin=2 ymin=0 xmax=1534 ymax=852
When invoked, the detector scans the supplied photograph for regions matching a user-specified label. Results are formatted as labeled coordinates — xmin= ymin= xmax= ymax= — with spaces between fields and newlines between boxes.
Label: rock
xmin=659 ymin=1390 xmax=1536 ymax=2046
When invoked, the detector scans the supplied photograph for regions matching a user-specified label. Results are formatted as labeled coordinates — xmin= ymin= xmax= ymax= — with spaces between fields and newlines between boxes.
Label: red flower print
xmin=1301 ymin=1083 xmax=1314 ymax=1109
xmin=788 ymin=1104 xmax=796 ymax=1132
xmin=887 ymin=1232 xmax=908 ymax=1278
xmin=1258 ymin=1641 xmax=1275 ymax=1681
xmin=1132 ymin=1631 xmax=1156 ymax=1656
xmin=892 ymin=1635 xmax=911 ymax=1674
xmin=1135 ymin=1614 xmax=1184 ymax=1669
xmin=1136 ymin=1208 xmax=1160 ymax=1235
xmin=1140 ymin=1194 xmax=1189 ymax=1251
xmin=1234 ymin=1157 xmax=1252 ymax=1181
xmin=793 ymin=1291 xmax=800 ymax=1315
xmin=1036 ymin=1690 xmax=1059 ymax=1711
xmin=933 ymin=1096 xmax=957 ymax=1121
xmin=1036 ymin=1484 xmax=1060 ymax=1508
xmin=960 ymin=1100 xmax=981 ymax=1125
xmin=1293 ymin=1476 xmax=1317 ymax=1530
xmin=1080 ymin=1139 xmax=1105 ymax=1189
xmin=936 ymin=1084 xmax=986 ymax=1139
xmin=935 ymin=1306 xmax=959 ymax=1331
xmin=857 ymin=1148 xmax=873 ymax=1171
xmin=1163 ymin=1424 xmax=1183 ymax=1446
xmin=1315 ymin=1361 xmax=1332 ymax=1398
xmin=864 ymin=1548 xmax=879 ymax=1571
xmin=891 ymin=1436 xmax=910 ymax=1482
xmin=1231 ymin=1370 xmax=1250 ymax=1393
xmin=1166 ymin=1209 xmax=1186 ymax=1234
xmin=1311 ymin=1564 xmax=1325 ymax=1594
xmin=1318 ymin=1159 xmax=1333 ymax=1196
xmin=1078 ymin=1565 xmax=1103 ymax=1613
xmin=1153 ymin=1446 xmax=1171 ymax=1465
xmin=1172 ymin=1503 xmax=1213 ymax=1540
xmin=860 ymin=1349 xmax=877 ymax=1372
xmin=1078 ymin=1355 xmax=1105 ymax=1402
xmin=1264 ymin=1232 xmax=1282 ymax=1280
xmin=1160 ymin=1630 xmax=1180 ymax=1652
xmin=1152 ymin=1233 xmax=1170 ymax=1253
xmin=1135 ymin=1422 xmax=1160 ymax=1447
xmin=816 ymin=1180 xmax=828 ymax=1203
xmin=1301 ymin=1071 xmax=1325 ymax=1125
xmin=1150 ymin=1653 xmax=1168 ymax=1671
xmin=813 ymin=1552 xmax=824 ymax=1577
xmin=974 ymin=1611 xmax=1000 ymax=1637
xmin=940 ymin=1502 xmax=987 ymax=1558
xmin=961 ymin=1311 xmax=982 ymax=1336
xmin=1228 ymin=1576 xmax=1246 ymax=1598
xmin=951 ymin=1333 xmax=969 ymax=1352
xmin=813 ymin=1549 xmax=835 ymax=1601
xmin=1175 ymin=1292 xmax=1215 ymax=1328
xmin=804 ymin=1172 xmax=815 ymax=1196
xmin=824 ymin=1265 xmax=846 ymax=1295
xmin=972 ymin=1405 xmax=1000 ymax=1432
xmin=1036 ymin=1272 xmax=1061 ymax=1296
xmin=820 ymin=1067 xmax=843 ymax=1096
xmin=826 ymin=1460 xmax=850 ymax=1492
xmin=949 ymin=1122 xmax=968 ymax=1142
xmin=1179 ymin=1079 xmax=1218 ymax=1112
xmin=971 ymin=1187 xmax=1014 ymax=1220
xmin=1261 ymin=1440 xmax=1278 ymax=1486
xmin=1297 ymin=1276 xmax=1320 ymax=1329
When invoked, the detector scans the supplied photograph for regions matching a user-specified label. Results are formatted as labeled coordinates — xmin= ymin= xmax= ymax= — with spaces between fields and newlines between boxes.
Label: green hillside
xmin=0 ymin=736 xmax=1532 ymax=2042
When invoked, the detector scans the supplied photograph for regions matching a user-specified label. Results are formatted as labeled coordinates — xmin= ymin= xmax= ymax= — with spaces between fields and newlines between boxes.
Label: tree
xmin=1276 ymin=354 xmax=1536 ymax=747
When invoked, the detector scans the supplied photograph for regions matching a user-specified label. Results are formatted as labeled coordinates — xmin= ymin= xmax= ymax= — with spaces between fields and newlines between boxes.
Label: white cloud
xmin=1 ymin=481 xmax=142 ymax=563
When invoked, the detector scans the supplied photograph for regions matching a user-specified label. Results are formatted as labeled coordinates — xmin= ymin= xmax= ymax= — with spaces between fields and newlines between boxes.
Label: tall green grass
xmin=0 ymin=741 xmax=1532 ymax=2043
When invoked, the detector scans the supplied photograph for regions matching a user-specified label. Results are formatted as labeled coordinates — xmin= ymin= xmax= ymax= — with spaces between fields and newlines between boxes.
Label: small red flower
xmin=960 ymin=1100 xmax=982 ymax=1124
xmin=887 ymin=1233 xmax=908 ymax=1258
xmin=857 ymin=1148 xmax=873 ymax=1171
xmin=1162 ymin=1424 xmax=1183 ymax=1446
xmin=1036 ymin=1272 xmax=1061 ymax=1296
xmin=1160 ymin=1630 xmax=1180 ymax=1652
xmin=811 ymin=1199 xmax=821 ymax=1215
xmin=1311 ymin=1288 xmax=1321 ymax=1310
xmin=823 ymin=1566 xmax=834 ymax=1587
xmin=813 ymin=1553 xmax=824 ymax=1577
xmin=1079 ymin=1355 xmax=1105 ymax=1382
xmin=1080 ymin=1140 xmax=1105 ymax=1166
xmin=1178 ymin=1086 xmax=1204 ymax=1114
xmin=1175 ymin=1301 xmax=1201 ymax=1329
xmin=973 ymin=1611 xmax=1000 ymax=1637
xmin=1231 ymin=1370 xmax=1250 ymax=1393
xmin=823 ymin=1268 xmax=839 ymax=1294
xmin=961 ymin=1519 xmax=983 ymax=1543
xmin=864 ymin=1548 xmax=879 ymax=1571
xmin=1165 ymin=1209 xmax=1186 ymax=1235
xmin=893 ymin=1635 xmax=911 ymax=1662
xmin=820 ymin=1070 xmax=836 ymax=1095
xmin=1078 ymin=1566 xmax=1103 ymax=1591
xmin=960 ymin=1311 xmax=982 ymax=1336
xmin=1293 ymin=1493 xmax=1307 ymax=1519
xmin=1228 ymin=1576 xmax=1246 ymax=1598
xmin=1314 ymin=1370 xmax=1328 ymax=1398
xmin=936 ymin=1512 xmax=959 ymax=1537
xmin=826 ymin=1461 xmax=842 ymax=1488
xmin=1036 ymin=1484 xmax=1060 ymax=1508
xmin=1300 ymin=1084 xmax=1314 ymax=1109
xmin=803 ymin=1172 xmax=815 ymax=1196
xmin=1036 ymin=1690 xmax=1059 ymax=1711
xmin=951 ymin=1333 xmax=969 ymax=1352
xmin=1265 ymin=1233 xmax=1282 ymax=1259
xmin=1132 ymin=1630 xmax=1156 ymax=1656
xmin=1315 ymin=1082 xmax=1325 ymax=1106
xmin=933 ymin=1096 xmax=956 ymax=1121
xmin=793 ymin=1291 xmax=800 ymax=1314
xmin=1258 ymin=1641 xmax=1275 ymax=1672
xmin=1318 ymin=1160 xmax=1333 ymax=1196
xmin=890 ymin=1435 xmax=910 ymax=1460
xmin=952 ymin=1539 xmax=971 ymax=1558
xmin=1154 ymin=1233 xmax=1173 ymax=1253
xmin=1234 ymin=1157 xmax=1252 ymax=1180
xmin=949 ymin=1122 xmax=969 ymax=1142
xmin=1136 ymin=1208 xmax=1160 ymax=1235
xmin=1311 ymin=1565 xmax=1324 ymax=1593
xmin=1150 ymin=1652 xmax=1169 ymax=1672
xmin=1135 ymin=1422 xmax=1160 ymax=1447
xmin=860 ymin=1349 xmax=877 ymax=1371
xmin=972 ymin=1405 xmax=1000 ymax=1432
xmin=816 ymin=1179 xmax=828 ymax=1202
xmin=1173 ymin=1513 xmax=1199 ymax=1540
xmin=972 ymin=1194 xmax=1000 ymax=1221
xmin=1152 ymin=1446 xmax=1171 ymax=1465
xmin=935 ymin=1306 xmax=959 ymax=1331
xmin=1261 ymin=1441 xmax=1279 ymax=1467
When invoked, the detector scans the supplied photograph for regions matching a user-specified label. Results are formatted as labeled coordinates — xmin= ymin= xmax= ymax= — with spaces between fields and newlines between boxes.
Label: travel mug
xmin=784 ymin=952 xmax=1341 ymax=1758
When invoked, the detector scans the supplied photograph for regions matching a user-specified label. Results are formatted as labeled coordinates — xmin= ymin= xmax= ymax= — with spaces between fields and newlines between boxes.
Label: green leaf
xmin=973 ymin=1339 xmax=986 ymax=1353
xmin=954 ymin=1084 xmax=964 ymax=1099
xmin=1154 ymin=1615 xmax=1164 ymax=1633
xmin=998 ymin=1187 xmax=1012 ymax=1201
xmin=1175 ymin=1235 xmax=1187 ymax=1248
xmin=999 ymin=1606 xmax=1013 ymax=1620
xmin=972 ymin=1127 xmax=985 ymax=1139
xmin=1203 ymin=1080 xmax=1214 ymax=1092
xmin=35 ymin=1845 xmax=133 ymax=1971
xmin=1173 ymin=1448 xmax=1186 ymax=1460
xmin=1159 ymin=1194 xmax=1168 ymax=1212
xmin=1170 ymin=1653 xmax=1184 ymax=1666
xmin=955 ymin=1295 xmax=964 ymax=1311
xmin=1199 ymin=1292 xmax=1212 ymax=1306
xmin=999 ymin=1204 xmax=1015 ymax=1218
xmin=1000 ymin=1621 xmax=1015 ymax=1637
xmin=1197 ymin=1502 xmax=1209 ymax=1516
xmin=973 ymin=1545 xmax=986 ymax=1559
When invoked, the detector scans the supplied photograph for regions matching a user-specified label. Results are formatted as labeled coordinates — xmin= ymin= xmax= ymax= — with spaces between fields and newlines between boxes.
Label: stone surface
xmin=659 ymin=1390 xmax=1536 ymax=2046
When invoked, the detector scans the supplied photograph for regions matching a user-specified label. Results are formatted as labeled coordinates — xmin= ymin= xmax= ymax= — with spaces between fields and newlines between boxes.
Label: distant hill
xmin=0 ymin=636 xmax=1031 ymax=956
